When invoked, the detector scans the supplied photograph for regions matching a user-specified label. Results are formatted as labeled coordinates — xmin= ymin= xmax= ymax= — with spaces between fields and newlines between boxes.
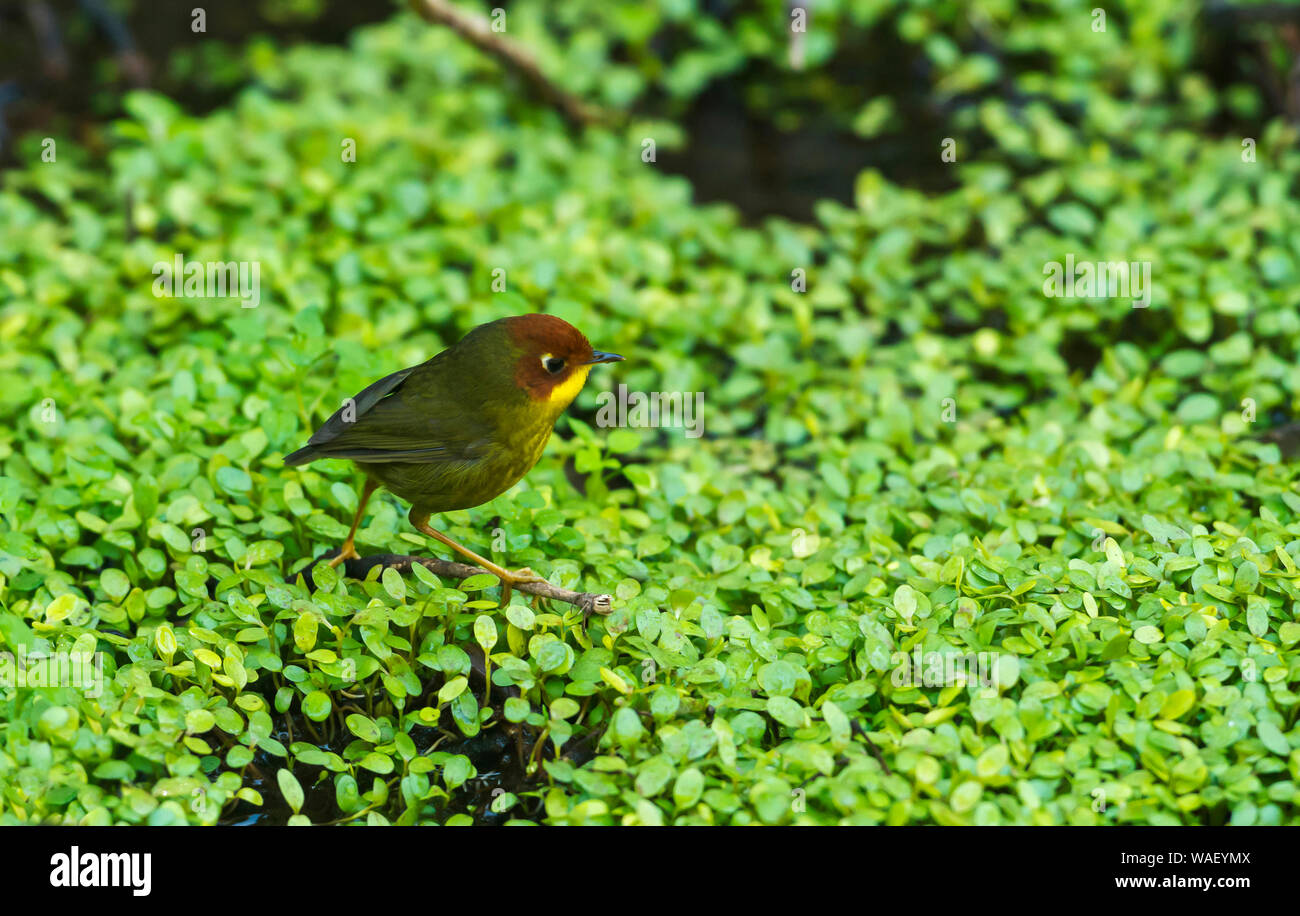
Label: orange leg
xmin=328 ymin=478 xmax=378 ymax=568
xmin=409 ymin=508 xmax=541 ymax=603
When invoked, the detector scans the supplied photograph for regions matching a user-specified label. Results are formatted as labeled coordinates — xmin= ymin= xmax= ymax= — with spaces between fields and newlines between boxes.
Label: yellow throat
xmin=548 ymin=364 xmax=593 ymax=407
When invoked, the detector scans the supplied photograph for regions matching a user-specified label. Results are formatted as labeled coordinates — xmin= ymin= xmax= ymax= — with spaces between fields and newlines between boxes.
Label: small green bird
xmin=285 ymin=314 xmax=623 ymax=595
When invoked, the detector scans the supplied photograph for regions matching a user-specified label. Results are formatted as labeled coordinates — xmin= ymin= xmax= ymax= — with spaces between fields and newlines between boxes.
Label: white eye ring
xmin=541 ymin=354 xmax=566 ymax=374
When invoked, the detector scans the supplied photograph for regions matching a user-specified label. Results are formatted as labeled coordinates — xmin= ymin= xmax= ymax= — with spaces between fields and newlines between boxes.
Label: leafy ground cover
xmin=1 ymin=2 xmax=1299 ymax=825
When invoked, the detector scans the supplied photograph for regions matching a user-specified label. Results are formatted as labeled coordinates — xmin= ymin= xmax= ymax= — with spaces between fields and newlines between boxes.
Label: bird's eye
xmin=542 ymin=355 xmax=566 ymax=374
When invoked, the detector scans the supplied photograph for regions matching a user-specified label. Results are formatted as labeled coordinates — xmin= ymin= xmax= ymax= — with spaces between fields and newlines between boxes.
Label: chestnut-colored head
xmin=504 ymin=314 xmax=623 ymax=406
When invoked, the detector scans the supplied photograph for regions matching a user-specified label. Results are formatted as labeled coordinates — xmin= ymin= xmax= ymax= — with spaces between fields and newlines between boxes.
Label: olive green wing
xmin=284 ymin=358 xmax=493 ymax=465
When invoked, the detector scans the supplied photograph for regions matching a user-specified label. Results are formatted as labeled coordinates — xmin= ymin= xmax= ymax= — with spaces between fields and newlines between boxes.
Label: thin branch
xmin=295 ymin=552 xmax=614 ymax=619
xmin=850 ymin=719 xmax=893 ymax=776
xmin=408 ymin=0 xmax=607 ymax=127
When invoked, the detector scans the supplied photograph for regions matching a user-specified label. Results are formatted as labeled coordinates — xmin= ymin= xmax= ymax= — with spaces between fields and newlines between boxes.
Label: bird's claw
xmin=502 ymin=567 xmax=542 ymax=585
xmin=497 ymin=567 xmax=543 ymax=606
xmin=327 ymin=542 xmax=361 ymax=569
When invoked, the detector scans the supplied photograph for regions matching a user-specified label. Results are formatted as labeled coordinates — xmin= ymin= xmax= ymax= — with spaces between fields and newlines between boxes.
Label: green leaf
xmin=1258 ymin=721 xmax=1290 ymax=756
xmin=473 ymin=615 xmax=498 ymax=653
xmin=216 ymin=466 xmax=253 ymax=494
xmin=277 ymin=769 xmax=305 ymax=814
xmin=382 ymin=567 xmax=407 ymax=601
xmin=346 ymin=714 xmax=382 ymax=744
xmin=302 ymin=691 xmax=332 ymax=722
xmin=293 ymin=612 xmax=318 ymax=652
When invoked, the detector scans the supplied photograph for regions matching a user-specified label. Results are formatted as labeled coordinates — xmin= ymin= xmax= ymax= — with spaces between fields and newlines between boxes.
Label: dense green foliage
xmin=2 ymin=1 xmax=1300 ymax=825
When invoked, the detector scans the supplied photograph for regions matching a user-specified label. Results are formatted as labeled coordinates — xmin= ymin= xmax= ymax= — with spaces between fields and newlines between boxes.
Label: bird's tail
xmin=283 ymin=445 xmax=320 ymax=467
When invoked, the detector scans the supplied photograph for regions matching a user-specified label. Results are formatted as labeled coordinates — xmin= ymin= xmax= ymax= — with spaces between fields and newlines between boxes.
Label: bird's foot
xmin=501 ymin=566 xmax=542 ymax=585
xmin=498 ymin=567 xmax=543 ymax=606
xmin=327 ymin=541 xmax=361 ymax=569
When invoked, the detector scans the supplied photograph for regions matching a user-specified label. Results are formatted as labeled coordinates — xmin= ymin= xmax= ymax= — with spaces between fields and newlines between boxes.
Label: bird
xmin=285 ymin=314 xmax=623 ymax=598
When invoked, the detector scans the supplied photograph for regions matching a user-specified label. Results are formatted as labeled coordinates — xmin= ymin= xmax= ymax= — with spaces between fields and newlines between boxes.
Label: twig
xmin=408 ymin=0 xmax=607 ymax=127
xmin=294 ymin=551 xmax=615 ymax=619
xmin=850 ymin=719 xmax=893 ymax=776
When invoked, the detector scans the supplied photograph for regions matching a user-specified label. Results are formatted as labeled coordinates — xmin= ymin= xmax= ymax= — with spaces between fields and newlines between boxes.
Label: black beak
xmin=586 ymin=351 xmax=624 ymax=365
